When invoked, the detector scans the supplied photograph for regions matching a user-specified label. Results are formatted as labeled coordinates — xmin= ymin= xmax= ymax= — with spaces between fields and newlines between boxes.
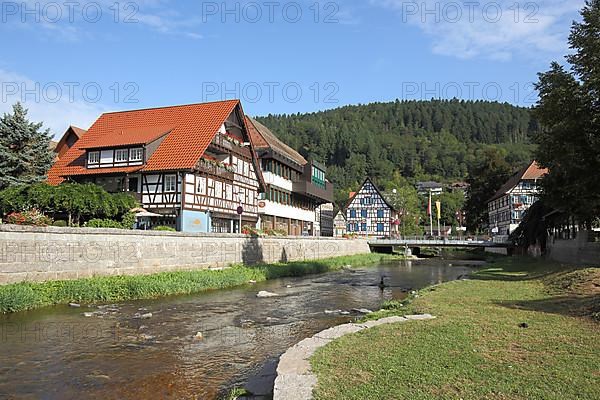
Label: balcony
xmin=195 ymin=158 xmax=234 ymax=180
xmin=292 ymin=180 xmax=334 ymax=203
xmin=210 ymin=133 xmax=251 ymax=158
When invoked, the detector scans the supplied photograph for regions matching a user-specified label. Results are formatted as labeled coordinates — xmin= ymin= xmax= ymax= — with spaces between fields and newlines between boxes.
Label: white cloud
xmin=0 ymin=69 xmax=109 ymax=138
xmin=371 ymin=0 xmax=584 ymax=60
xmin=0 ymin=0 xmax=203 ymax=42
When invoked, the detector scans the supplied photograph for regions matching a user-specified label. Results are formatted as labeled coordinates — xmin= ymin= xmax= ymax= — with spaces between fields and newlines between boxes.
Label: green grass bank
xmin=311 ymin=257 xmax=600 ymax=400
xmin=0 ymin=253 xmax=397 ymax=313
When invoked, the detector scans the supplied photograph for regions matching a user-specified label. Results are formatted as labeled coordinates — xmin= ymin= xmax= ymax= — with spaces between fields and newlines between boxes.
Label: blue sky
xmin=0 ymin=0 xmax=585 ymax=137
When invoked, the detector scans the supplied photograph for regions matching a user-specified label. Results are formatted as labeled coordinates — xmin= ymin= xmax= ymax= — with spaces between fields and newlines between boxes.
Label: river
xmin=0 ymin=256 xmax=481 ymax=399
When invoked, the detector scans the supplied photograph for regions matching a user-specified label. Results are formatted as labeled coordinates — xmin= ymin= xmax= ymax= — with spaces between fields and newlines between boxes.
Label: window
xmin=115 ymin=149 xmax=128 ymax=162
xmin=361 ymin=210 xmax=367 ymax=218
xmin=130 ymin=148 xmax=143 ymax=161
xmin=164 ymin=174 xmax=177 ymax=192
xmin=361 ymin=223 xmax=367 ymax=231
xmin=347 ymin=223 xmax=353 ymax=232
xmin=350 ymin=209 xmax=356 ymax=218
xmin=377 ymin=223 xmax=384 ymax=232
xmin=88 ymin=151 xmax=99 ymax=164
xmin=377 ymin=209 xmax=384 ymax=218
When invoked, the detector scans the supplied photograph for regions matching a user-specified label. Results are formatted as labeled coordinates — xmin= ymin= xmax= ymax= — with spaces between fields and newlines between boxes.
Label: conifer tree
xmin=0 ymin=103 xmax=54 ymax=189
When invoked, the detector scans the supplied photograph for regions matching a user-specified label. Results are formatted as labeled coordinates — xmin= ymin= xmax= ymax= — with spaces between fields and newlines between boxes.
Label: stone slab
xmin=273 ymin=314 xmax=436 ymax=400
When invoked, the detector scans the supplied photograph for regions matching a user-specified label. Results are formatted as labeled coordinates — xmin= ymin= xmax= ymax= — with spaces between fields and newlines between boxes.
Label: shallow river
xmin=0 ymin=257 xmax=480 ymax=399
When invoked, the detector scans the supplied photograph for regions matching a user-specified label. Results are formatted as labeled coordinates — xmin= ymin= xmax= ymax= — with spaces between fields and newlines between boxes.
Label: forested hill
xmin=255 ymin=99 xmax=538 ymax=197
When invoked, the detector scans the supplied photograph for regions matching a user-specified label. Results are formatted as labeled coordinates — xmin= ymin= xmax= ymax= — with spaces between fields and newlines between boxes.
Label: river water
xmin=0 ymin=257 xmax=480 ymax=399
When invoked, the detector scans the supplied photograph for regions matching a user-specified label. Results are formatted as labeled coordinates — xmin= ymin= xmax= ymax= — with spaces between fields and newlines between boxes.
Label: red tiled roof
xmin=488 ymin=161 xmax=548 ymax=202
xmin=245 ymin=117 xmax=307 ymax=166
xmin=70 ymin=126 xmax=87 ymax=139
xmin=47 ymin=100 xmax=240 ymax=185
xmin=79 ymin=125 xmax=173 ymax=149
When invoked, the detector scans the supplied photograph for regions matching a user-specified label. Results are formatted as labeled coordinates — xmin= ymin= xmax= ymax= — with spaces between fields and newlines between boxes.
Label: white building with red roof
xmin=48 ymin=100 xmax=262 ymax=232
xmin=487 ymin=161 xmax=547 ymax=240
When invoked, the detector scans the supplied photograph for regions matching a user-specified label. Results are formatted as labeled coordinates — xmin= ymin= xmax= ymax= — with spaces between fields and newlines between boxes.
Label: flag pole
xmin=436 ymin=200 xmax=441 ymax=238
xmin=428 ymin=191 xmax=433 ymax=236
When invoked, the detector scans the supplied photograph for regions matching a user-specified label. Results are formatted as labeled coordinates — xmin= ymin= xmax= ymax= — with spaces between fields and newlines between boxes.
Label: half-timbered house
xmin=487 ymin=161 xmax=547 ymax=241
xmin=345 ymin=178 xmax=398 ymax=238
xmin=245 ymin=117 xmax=334 ymax=236
xmin=47 ymin=100 xmax=263 ymax=232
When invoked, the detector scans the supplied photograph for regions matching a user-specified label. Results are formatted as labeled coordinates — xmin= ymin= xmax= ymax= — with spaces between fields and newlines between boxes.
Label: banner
xmin=435 ymin=200 xmax=441 ymax=220
xmin=427 ymin=193 xmax=432 ymax=216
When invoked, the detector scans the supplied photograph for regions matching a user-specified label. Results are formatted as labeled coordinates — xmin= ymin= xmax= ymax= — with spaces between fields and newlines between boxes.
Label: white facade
xmin=262 ymin=171 xmax=294 ymax=192
xmin=259 ymin=200 xmax=315 ymax=222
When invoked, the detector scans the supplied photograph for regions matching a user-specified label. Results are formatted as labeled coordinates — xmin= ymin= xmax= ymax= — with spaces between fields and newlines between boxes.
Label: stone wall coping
xmin=272 ymin=314 xmax=436 ymax=400
xmin=0 ymin=224 xmax=358 ymax=241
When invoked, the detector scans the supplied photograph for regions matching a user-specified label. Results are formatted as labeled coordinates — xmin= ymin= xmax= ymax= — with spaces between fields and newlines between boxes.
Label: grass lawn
xmin=0 ymin=253 xmax=397 ymax=313
xmin=311 ymin=257 xmax=600 ymax=400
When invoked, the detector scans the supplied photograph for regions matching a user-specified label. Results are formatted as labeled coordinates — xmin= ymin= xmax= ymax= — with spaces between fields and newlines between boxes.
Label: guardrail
xmin=368 ymin=236 xmax=510 ymax=247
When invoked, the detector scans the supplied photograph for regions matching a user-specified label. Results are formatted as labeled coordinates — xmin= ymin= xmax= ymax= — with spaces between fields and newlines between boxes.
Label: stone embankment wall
xmin=546 ymin=231 xmax=600 ymax=266
xmin=0 ymin=225 xmax=371 ymax=285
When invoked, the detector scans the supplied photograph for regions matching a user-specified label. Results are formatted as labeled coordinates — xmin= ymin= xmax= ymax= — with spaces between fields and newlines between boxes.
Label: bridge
xmin=367 ymin=236 xmax=510 ymax=253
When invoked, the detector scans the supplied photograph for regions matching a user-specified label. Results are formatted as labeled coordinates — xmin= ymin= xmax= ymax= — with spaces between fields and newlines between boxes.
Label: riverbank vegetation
xmin=0 ymin=253 xmax=398 ymax=313
xmin=0 ymin=182 xmax=138 ymax=227
xmin=311 ymin=257 xmax=600 ymax=399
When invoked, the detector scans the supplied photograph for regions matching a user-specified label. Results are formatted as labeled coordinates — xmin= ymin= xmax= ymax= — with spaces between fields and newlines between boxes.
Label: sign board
xmin=236 ymin=206 xmax=244 ymax=215
xmin=258 ymin=201 xmax=266 ymax=208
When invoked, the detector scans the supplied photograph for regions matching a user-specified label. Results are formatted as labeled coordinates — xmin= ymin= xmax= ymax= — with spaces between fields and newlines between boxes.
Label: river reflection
xmin=0 ymin=257 xmax=478 ymax=399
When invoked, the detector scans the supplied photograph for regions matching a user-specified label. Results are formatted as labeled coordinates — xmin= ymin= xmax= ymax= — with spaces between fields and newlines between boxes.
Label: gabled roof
xmin=48 ymin=100 xmax=240 ymax=184
xmin=53 ymin=125 xmax=87 ymax=156
xmin=488 ymin=161 xmax=547 ymax=203
xmin=79 ymin=125 xmax=172 ymax=149
xmin=344 ymin=177 xmax=396 ymax=212
xmin=245 ymin=117 xmax=307 ymax=166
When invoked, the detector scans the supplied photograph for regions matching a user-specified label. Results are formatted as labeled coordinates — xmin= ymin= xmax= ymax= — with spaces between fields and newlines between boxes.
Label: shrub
xmin=152 ymin=225 xmax=176 ymax=232
xmin=84 ymin=218 xmax=123 ymax=229
xmin=242 ymin=225 xmax=261 ymax=236
xmin=52 ymin=220 xmax=68 ymax=227
xmin=6 ymin=209 xmax=53 ymax=226
xmin=120 ymin=212 xmax=136 ymax=229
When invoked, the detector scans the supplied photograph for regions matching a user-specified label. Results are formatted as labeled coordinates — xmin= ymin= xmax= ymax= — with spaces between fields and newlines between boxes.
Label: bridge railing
xmin=377 ymin=235 xmax=491 ymax=242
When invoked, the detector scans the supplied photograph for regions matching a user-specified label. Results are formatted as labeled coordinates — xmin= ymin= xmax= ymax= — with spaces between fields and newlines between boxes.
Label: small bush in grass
xmin=52 ymin=220 xmax=68 ymax=227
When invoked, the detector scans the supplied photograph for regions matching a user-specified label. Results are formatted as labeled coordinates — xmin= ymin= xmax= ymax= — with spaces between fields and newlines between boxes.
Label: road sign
xmin=236 ymin=206 xmax=244 ymax=215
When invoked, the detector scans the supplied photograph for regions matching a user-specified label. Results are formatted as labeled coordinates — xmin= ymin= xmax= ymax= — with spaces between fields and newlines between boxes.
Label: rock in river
xmin=351 ymin=308 xmax=373 ymax=314
xmin=256 ymin=291 xmax=279 ymax=298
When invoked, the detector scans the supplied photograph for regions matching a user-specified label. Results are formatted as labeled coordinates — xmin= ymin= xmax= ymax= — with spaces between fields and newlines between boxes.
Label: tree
xmin=0 ymin=103 xmax=54 ymax=190
xmin=533 ymin=0 xmax=600 ymax=227
xmin=438 ymin=191 xmax=466 ymax=228
xmin=384 ymin=183 xmax=423 ymax=236
xmin=464 ymin=147 xmax=512 ymax=233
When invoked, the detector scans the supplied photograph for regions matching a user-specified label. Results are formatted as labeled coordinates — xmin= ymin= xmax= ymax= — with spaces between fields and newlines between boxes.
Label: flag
xmin=435 ymin=200 xmax=441 ymax=220
xmin=427 ymin=193 xmax=432 ymax=216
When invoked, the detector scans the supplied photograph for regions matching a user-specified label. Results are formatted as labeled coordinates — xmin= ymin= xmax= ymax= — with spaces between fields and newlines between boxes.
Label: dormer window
xmin=130 ymin=148 xmax=143 ymax=161
xmin=115 ymin=149 xmax=128 ymax=162
xmin=88 ymin=151 xmax=99 ymax=164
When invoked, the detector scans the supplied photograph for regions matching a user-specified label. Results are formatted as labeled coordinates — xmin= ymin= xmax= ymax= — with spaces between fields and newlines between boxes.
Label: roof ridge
xmin=101 ymin=99 xmax=240 ymax=116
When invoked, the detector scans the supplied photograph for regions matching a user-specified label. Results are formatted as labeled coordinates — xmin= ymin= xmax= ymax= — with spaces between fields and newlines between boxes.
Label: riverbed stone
xmin=257 ymin=291 xmax=279 ymax=298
